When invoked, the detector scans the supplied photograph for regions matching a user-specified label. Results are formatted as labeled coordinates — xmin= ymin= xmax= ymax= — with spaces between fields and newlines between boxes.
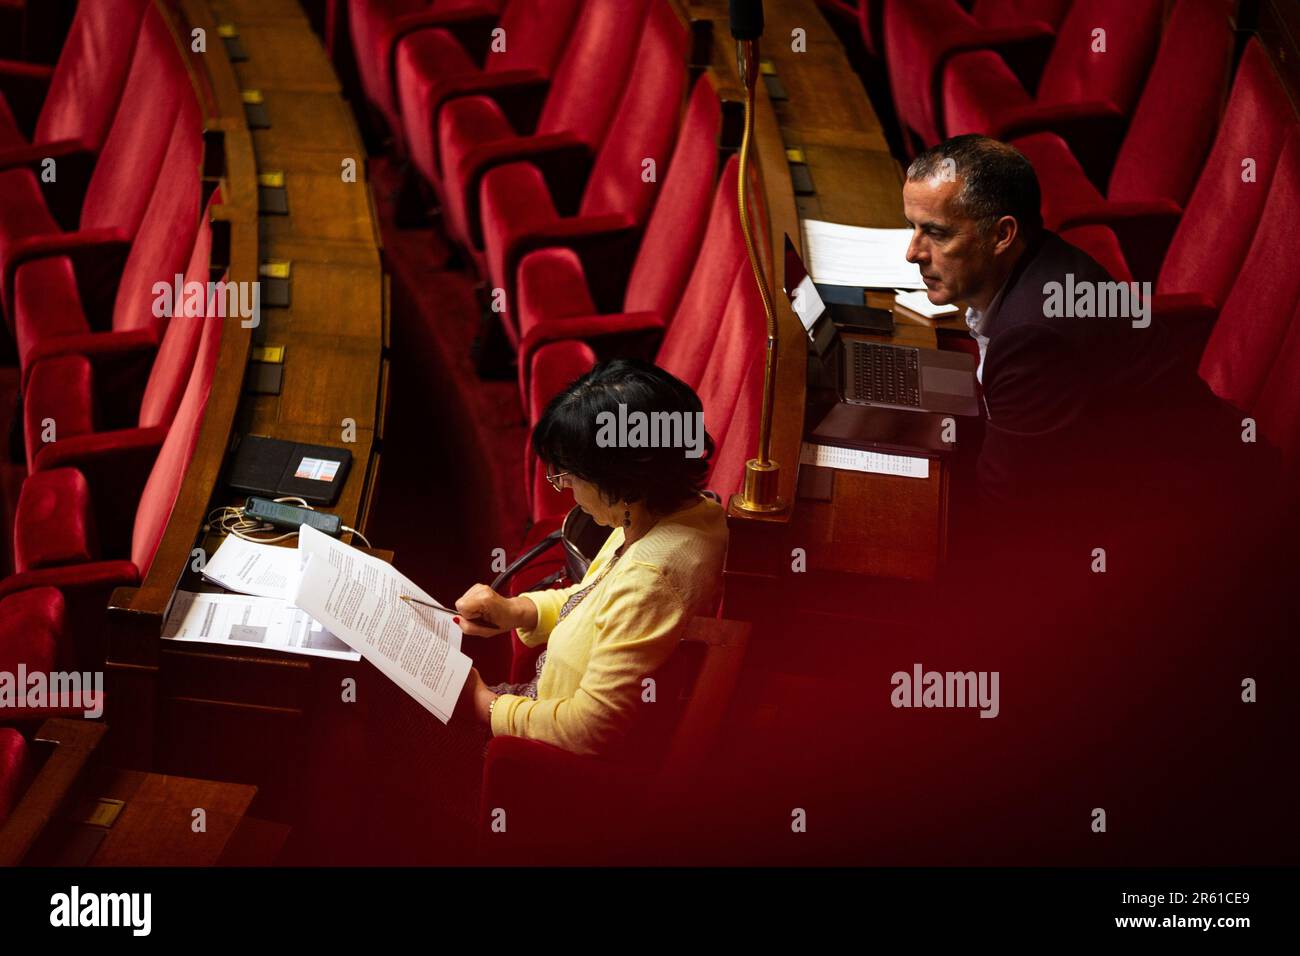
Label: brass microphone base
xmin=732 ymin=457 xmax=786 ymax=513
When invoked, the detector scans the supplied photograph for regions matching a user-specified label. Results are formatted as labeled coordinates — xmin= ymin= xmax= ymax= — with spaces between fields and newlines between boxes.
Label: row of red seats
xmin=0 ymin=0 xmax=227 ymax=817
xmin=347 ymin=0 xmax=768 ymax=523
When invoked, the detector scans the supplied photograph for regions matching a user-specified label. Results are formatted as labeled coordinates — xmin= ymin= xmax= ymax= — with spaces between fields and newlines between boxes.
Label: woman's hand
xmin=464 ymin=667 xmax=498 ymax=726
xmin=453 ymin=584 xmax=538 ymax=637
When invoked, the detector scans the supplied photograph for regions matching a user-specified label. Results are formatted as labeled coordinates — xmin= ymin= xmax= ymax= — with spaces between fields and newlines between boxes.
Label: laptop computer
xmin=784 ymin=235 xmax=979 ymax=417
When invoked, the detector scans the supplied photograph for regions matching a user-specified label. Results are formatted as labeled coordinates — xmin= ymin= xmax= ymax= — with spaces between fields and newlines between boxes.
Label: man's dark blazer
xmin=975 ymin=230 xmax=1233 ymax=517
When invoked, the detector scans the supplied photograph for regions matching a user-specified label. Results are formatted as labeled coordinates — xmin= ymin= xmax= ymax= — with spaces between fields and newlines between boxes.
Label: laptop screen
xmin=783 ymin=234 xmax=827 ymax=341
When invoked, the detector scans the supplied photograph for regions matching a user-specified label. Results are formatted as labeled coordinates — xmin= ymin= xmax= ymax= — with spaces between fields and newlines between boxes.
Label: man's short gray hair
xmin=906 ymin=134 xmax=1044 ymax=238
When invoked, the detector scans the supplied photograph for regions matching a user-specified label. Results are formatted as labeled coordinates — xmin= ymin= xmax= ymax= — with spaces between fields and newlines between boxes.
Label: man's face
xmin=902 ymin=176 xmax=996 ymax=306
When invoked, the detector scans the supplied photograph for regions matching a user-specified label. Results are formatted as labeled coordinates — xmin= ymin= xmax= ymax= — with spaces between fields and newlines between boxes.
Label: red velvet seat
xmin=0 ymin=727 xmax=27 ymax=828
xmin=478 ymin=0 xmax=690 ymax=349
xmin=22 ymin=202 xmax=214 ymax=474
xmin=434 ymin=0 xmax=650 ymax=255
xmin=1199 ymin=129 xmax=1300 ymax=422
xmin=1011 ymin=0 xmax=1234 ymax=282
xmin=0 ymin=587 xmax=61 ymax=675
xmin=1156 ymin=40 xmax=1296 ymax=308
xmin=349 ymin=0 xmax=504 ymax=148
xmin=512 ymin=76 xmax=722 ymax=405
xmin=11 ymin=94 xmax=202 ymax=384
xmin=0 ymin=0 xmax=148 ymax=169
xmin=0 ymin=305 xmax=224 ymax=666
xmin=883 ymin=0 xmax=1071 ymax=150
xmin=0 ymin=3 xmax=192 ymax=328
xmin=394 ymin=0 xmax=580 ymax=190
xmin=940 ymin=0 xmax=1162 ymax=182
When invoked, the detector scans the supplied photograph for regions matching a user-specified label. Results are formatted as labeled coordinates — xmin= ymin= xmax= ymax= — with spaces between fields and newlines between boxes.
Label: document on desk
xmin=801 ymin=219 xmax=926 ymax=290
xmin=801 ymin=441 xmax=930 ymax=479
xmin=292 ymin=525 xmax=470 ymax=724
xmin=162 ymin=591 xmax=361 ymax=660
xmin=201 ymin=534 xmax=300 ymax=600
xmin=894 ymin=289 xmax=960 ymax=319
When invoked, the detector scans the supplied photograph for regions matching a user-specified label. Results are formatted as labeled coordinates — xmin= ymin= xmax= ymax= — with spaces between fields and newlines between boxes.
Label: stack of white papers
xmin=167 ymin=531 xmax=474 ymax=724
xmin=894 ymin=289 xmax=960 ymax=319
xmin=293 ymin=525 xmax=470 ymax=723
xmin=801 ymin=219 xmax=925 ymax=290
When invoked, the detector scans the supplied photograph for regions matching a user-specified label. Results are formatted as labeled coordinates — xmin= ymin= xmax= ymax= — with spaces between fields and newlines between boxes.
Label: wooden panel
xmin=250 ymin=90 xmax=366 ymax=154
xmin=210 ymin=0 xmax=309 ymax=23
xmin=231 ymin=23 xmax=342 ymax=93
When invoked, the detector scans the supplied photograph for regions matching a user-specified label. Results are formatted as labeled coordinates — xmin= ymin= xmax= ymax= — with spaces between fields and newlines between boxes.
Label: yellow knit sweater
xmin=490 ymin=495 xmax=729 ymax=756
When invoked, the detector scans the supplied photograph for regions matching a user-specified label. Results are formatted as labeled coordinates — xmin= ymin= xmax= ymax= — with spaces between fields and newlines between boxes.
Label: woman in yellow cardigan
xmin=454 ymin=359 xmax=729 ymax=758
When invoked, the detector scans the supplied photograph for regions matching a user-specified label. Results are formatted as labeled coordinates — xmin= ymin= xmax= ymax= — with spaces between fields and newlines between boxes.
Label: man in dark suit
xmin=900 ymin=135 xmax=1238 ymax=543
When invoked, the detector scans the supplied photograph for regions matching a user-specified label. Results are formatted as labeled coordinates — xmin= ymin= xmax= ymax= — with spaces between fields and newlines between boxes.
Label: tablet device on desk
xmin=225 ymin=435 xmax=352 ymax=505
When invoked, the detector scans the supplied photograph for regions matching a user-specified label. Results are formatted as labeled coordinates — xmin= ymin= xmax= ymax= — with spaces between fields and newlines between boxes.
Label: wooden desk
xmin=105 ymin=1 xmax=386 ymax=797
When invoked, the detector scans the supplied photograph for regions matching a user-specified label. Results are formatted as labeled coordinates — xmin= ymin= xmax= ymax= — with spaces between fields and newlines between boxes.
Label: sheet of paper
xmin=201 ymin=535 xmax=300 ymax=600
xmin=162 ymin=591 xmax=361 ymax=660
xmin=801 ymin=219 xmax=925 ymax=289
xmin=292 ymin=525 xmax=469 ymax=723
xmin=800 ymin=441 xmax=930 ymax=479
xmin=895 ymin=289 xmax=959 ymax=318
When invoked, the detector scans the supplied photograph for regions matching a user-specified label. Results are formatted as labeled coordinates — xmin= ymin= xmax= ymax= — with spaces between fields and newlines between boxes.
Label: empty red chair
xmin=1012 ymin=0 xmax=1234 ymax=282
xmin=0 ymin=587 xmax=60 ymax=675
xmin=10 ymin=96 xmax=202 ymax=383
xmin=1155 ymin=40 xmax=1296 ymax=310
xmin=478 ymin=0 xmax=690 ymax=348
xmin=0 ymin=306 xmax=224 ymax=664
xmin=434 ymin=0 xmax=650 ymax=255
xmin=941 ymin=0 xmax=1162 ymax=182
xmin=394 ymin=0 xmax=579 ymax=192
xmin=0 ymin=4 xmax=193 ymax=327
xmin=22 ymin=201 xmax=214 ymax=474
xmin=0 ymin=0 xmax=148 ymax=168
xmin=1199 ymin=128 xmax=1300 ymax=418
xmin=884 ymin=0 xmax=1071 ymax=150
xmin=512 ymin=76 xmax=722 ymax=405
xmin=349 ymin=0 xmax=504 ymax=146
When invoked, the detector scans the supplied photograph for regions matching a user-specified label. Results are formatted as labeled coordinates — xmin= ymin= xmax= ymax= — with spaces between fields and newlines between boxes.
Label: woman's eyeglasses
xmin=545 ymin=470 xmax=572 ymax=492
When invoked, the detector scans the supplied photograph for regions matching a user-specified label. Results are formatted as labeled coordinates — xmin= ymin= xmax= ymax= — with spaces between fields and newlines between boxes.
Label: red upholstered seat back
xmin=138 ymin=200 xmax=214 ymax=429
xmin=131 ymin=303 xmax=224 ymax=577
xmin=657 ymin=157 xmax=745 ymax=388
xmin=971 ymin=0 xmax=1070 ymax=28
xmin=1106 ymin=0 xmax=1233 ymax=207
xmin=0 ymin=728 xmax=28 ymax=829
xmin=535 ymin=0 xmax=649 ymax=147
xmin=1158 ymin=39 xmax=1298 ymax=304
xmin=490 ymin=0 xmax=582 ymax=74
xmin=1034 ymin=0 xmax=1162 ymax=115
xmin=78 ymin=3 xmax=190 ymax=237
xmin=1199 ymin=128 xmax=1300 ymax=415
xmin=698 ymin=263 xmax=766 ymax=499
xmin=1251 ymin=299 xmax=1300 ymax=463
xmin=578 ymin=0 xmax=688 ymax=223
xmin=111 ymin=93 xmax=203 ymax=337
xmin=623 ymin=77 xmax=722 ymax=319
xmin=34 ymin=0 xmax=150 ymax=149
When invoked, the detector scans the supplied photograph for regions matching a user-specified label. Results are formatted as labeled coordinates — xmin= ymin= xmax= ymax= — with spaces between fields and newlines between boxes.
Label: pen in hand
xmin=399 ymin=594 xmax=497 ymax=631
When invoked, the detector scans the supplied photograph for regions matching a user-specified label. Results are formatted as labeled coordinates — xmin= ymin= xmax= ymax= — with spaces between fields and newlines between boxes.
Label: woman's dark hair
xmin=532 ymin=358 xmax=714 ymax=514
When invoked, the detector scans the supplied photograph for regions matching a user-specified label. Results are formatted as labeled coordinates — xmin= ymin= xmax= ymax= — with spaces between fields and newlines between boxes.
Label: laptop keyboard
xmin=847 ymin=342 xmax=922 ymax=408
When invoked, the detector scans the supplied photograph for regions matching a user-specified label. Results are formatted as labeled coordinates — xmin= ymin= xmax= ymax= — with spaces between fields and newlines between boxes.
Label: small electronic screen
xmin=294 ymin=457 xmax=342 ymax=482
